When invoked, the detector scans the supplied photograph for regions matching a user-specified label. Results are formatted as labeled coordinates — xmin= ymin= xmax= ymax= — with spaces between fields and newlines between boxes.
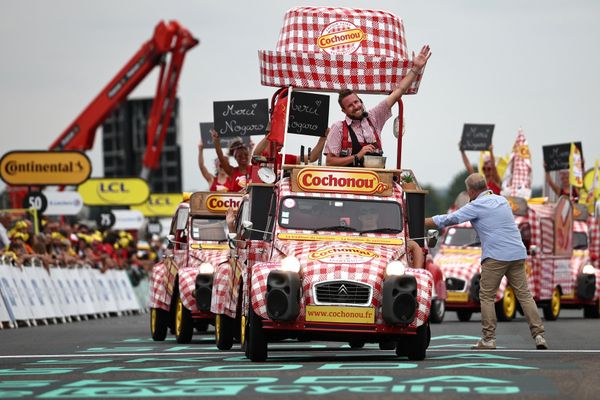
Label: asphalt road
xmin=1 ymin=309 xmax=599 ymax=399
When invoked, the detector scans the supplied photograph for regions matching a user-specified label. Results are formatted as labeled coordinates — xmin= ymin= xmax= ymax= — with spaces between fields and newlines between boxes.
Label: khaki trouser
xmin=480 ymin=258 xmax=545 ymax=341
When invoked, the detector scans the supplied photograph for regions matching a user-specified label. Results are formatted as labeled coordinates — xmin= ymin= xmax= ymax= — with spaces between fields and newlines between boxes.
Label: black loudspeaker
xmin=577 ymin=274 xmax=596 ymax=300
xmin=194 ymin=273 xmax=213 ymax=312
xmin=266 ymin=270 xmax=301 ymax=321
xmin=469 ymin=273 xmax=481 ymax=303
xmin=382 ymin=275 xmax=417 ymax=325
xmin=405 ymin=191 xmax=426 ymax=247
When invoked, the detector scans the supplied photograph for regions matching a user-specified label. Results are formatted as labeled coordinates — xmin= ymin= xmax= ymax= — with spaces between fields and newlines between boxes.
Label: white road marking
xmin=0 ymin=348 xmax=599 ymax=360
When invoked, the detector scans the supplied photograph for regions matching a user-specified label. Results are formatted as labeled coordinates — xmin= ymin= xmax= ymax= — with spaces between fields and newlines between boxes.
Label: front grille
xmin=446 ymin=277 xmax=466 ymax=291
xmin=314 ymin=280 xmax=372 ymax=305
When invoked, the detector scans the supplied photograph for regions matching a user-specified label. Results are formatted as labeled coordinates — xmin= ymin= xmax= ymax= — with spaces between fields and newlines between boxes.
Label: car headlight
xmin=582 ymin=264 xmax=596 ymax=275
xmin=386 ymin=260 xmax=407 ymax=276
xmin=280 ymin=256 xmax=301 ymax=273
xmin=199 ymin=262 xmax=214 ymax=274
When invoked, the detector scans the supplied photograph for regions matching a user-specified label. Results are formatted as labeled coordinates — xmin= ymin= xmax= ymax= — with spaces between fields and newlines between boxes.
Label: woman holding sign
xmin=197 ymin=140 xmax=232 ymax=192
xmin=460 ymin=144 xmax=502 ymax=195
xmin=211 ymin=130 xmax=250 ymax=192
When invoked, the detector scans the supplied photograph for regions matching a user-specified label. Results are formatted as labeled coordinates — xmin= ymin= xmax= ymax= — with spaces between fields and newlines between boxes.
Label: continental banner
xmin=78 ymin=178 xmax=150 ymax=206
xmin=291 ymin=167 xmax=393 ymax=196
xmin=0 ymin=150 xmax=91 ymax=186
xmin=130 ymin=193 xmax=183 ymax=217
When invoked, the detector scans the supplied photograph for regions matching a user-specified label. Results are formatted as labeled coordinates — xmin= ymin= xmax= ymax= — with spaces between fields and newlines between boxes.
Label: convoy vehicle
xmin=213 ymin=166 xmax=436 ymax=361
xmin=438 ymin=195 xmax=600 ymax=321
xmin=435 ymin=221 xmax=514 ymax=322
xmin=149 ymin=192 xmax=241 ymax=343
xmin=561 ymin=204 xmax=600 ymax=318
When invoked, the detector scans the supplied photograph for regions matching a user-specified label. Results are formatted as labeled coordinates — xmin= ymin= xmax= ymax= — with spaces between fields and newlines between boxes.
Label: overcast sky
xmin=1 ymin=0 xmax=599 ymax=193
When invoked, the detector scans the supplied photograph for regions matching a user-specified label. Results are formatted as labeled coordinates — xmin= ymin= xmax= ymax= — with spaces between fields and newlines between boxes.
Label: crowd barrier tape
xmin=0 ymin=260 xmax=144 ymax=328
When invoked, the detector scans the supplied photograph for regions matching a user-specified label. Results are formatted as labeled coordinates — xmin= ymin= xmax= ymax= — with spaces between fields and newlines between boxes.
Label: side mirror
xmin=426 ymin=229 xmax=439 ymax=249
xmin=228 ymin=233 xmax=238 ymax=250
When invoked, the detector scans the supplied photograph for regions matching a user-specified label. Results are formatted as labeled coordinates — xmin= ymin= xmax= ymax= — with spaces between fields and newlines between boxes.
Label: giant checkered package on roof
xmin=259 ymin=7 xmax=425 ymax=93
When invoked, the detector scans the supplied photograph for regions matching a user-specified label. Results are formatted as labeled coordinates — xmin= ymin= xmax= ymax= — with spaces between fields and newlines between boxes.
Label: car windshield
xmin=573 ymin=232 xmax=588 ymax=250
xmin=443 ymin=227 xmax=480 ymax=247
xmin=191 ymin=218 xmax=228 ymax=242
xmin=278 ymin=196 xmax=402 ymax=233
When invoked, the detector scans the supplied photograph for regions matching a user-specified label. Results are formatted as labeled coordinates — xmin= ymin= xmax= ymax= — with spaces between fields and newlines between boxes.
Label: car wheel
xmin=150 ymin=307 xmax=169 ymax=341
xmin=215 ymin=314 xmax=234 ymax=350
xmin=175 ymin=297 xmax=194 ymax=343
xmin=495 ymin=286 xmax=516 ymax=321
xmin=430 ymin=299 xmax=445 ymax=324
xmin=583 ymin=299 xmax=600 ymax=319
xmin=456 ymin=309 xmax=472 ymax=322
xmin=398 ymin=322 xmax=430 ymax=361
xmin=543 ymin=287 xmax=561 ymax=321
xmin=348 ymin=340 xmax=365 ymax=349
xmin=246 ymin=305 xmax=267 ymax=362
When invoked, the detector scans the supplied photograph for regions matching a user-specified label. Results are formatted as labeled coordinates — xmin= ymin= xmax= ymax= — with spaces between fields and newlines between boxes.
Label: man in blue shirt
xmin=425 ymin=173 xmax=547 ymax=350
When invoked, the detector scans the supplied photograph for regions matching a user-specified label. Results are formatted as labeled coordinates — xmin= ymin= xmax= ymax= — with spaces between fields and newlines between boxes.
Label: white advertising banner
xmin=42 ymin=191 xmax=84 ymax=216
xmin=112 ymin=210 xmax=145 ymax=230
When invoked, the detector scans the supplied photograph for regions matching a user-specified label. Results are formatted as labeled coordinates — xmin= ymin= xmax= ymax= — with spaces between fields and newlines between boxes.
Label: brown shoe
xmin=471 ymin=338 xmax=496 ymax=350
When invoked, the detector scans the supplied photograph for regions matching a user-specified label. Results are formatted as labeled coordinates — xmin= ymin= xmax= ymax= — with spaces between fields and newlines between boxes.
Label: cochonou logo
xmin=309 ymin=246 xmax=378 ymax=264
xmin=206 ymin=195 xmax=242 ymax=212
xmin=297 ymin=168 xmax=389 ymax=195
xmin=317 ymin=20 xmax=366 ymax=55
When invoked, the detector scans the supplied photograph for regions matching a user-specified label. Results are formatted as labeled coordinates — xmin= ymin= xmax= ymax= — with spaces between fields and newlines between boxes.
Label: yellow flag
xmin=496 ymin=153 xmax=510 ymax=180
xmin=569 ymin=143 xmax=583 ymax=188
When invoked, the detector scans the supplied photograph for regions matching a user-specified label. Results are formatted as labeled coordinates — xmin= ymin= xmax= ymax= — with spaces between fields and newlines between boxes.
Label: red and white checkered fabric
xmin=211 ymin=259 xmax=233 ymax=317
xmin=249 ymin=258 xmax=432 ymax=328
xmin=436 ymin=248 xmax=507 ymax=303
xmin=503 ymin=129 xmax=532 ymax=198
xmin=588 ymin=216 xmax=600 ymax=266
xmin=259 ymin=7 xmax=424 ymax=93
xmin=149 ymin=262 xmax=169 ymax=311
xmin=178 ymin=265 xmax=197 ymax=311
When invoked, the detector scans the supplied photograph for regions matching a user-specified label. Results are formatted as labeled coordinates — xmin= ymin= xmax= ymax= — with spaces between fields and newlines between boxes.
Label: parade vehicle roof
xmin=189 ymin=192 xmax=243 ymax=217
xmin=259 ymin=7 xmax=425 ymax=94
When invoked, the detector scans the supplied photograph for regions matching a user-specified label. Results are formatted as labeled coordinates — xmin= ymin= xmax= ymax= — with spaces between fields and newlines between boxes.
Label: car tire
xmin=430 ymin=299 xmax=445 ymax=324
xmin=246 ymin=305 xmax=267 ymax=362
xmin=215 ymin=314 xmax=234 ymax=350
xmin=495 ymin=286 xmax=516 ymax=321
xmin=542 ymin=287 xmax=561 ymax=321
xmin=175 ymin=297 xmax=194 ymax=344
xmin=348 ymin=340 xmax=365 ymax=349
xmin=150 ymin=307 xmax=169 ymax=341
xmin=456 ymin=309 xmax=473 ymax=322
xmin=399 ymin=322 xmax=430 ymax=361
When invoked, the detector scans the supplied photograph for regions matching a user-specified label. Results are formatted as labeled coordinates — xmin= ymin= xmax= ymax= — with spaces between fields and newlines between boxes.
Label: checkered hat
xmin=259 ymin=7 xmax=425 ymax=93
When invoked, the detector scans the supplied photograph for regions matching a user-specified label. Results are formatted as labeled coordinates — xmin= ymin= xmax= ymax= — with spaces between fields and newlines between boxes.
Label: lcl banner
xmin=130 ymin=193 xmax=183 ymax=217
xmin=42 ymin=191 xmax=84 ymax=216
xmin=0 ymin=150 xmax=91 ymax=186
xmin=77 ymin=178 xmax=150 ymax=206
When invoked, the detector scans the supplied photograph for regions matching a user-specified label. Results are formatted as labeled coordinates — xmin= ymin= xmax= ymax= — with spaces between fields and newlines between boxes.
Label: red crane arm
xmin=142 ymin=22 xmax=197 ymax=175
xmin=49 ymin=20 xmax=198 ymax=157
